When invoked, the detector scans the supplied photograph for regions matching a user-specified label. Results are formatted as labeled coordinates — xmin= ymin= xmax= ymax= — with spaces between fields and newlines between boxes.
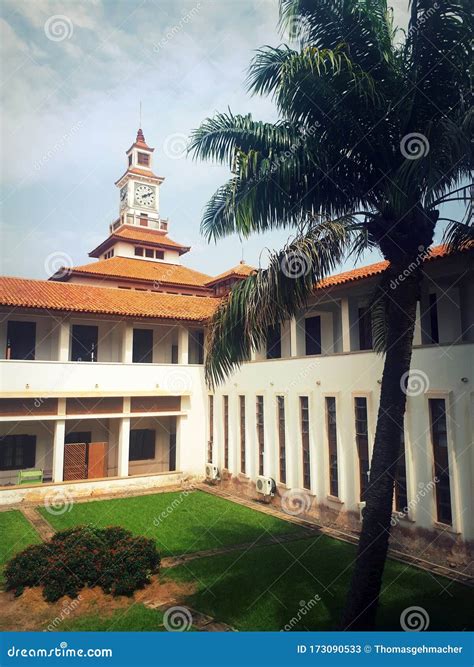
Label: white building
xmin=1 ymin=129 xmax=473 ymax=571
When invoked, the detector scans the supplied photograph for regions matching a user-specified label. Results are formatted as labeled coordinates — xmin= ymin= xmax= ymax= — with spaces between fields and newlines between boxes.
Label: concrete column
xmin=340 ymin=298 xmax=351 ymax=352
xmin=117 ymin=417 xmax=130 ymax=477
xmin=122 ymin=322 xmax=133 ymax=363
xmin=413 ymin=301 xmax=422 ymax=346
xmin=290 ymin=317 xmax=298 ymax=357
xmin=52 ymin=419 xmax=66 ymax=482
xmin=178 ymin=326 xmax=189 ymax=365
xmin=57 ymin=318 xmax=70 ymax=361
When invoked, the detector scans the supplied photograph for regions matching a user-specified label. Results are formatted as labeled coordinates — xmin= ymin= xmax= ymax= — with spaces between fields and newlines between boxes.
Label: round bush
xmin=5 ymin=525 xmax=160 ymax=602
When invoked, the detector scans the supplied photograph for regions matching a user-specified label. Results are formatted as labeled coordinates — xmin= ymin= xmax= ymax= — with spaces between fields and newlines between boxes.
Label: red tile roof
xmin=0 ymin=277 xmax=219 ymax=322
xmin=114 ymin=167 xmax=163 ymax=185
xmin=89 ymin=225 xmax=190 ymax=257
xmin=205 ymin=262 xmax=256 ymax=286
xmin=62 ymin=257 xmax=212 ymax=288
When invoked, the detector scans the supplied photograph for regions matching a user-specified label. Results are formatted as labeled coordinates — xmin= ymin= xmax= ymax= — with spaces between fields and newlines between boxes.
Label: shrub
xmin=5 ymin=525 xmax=160 ymax=602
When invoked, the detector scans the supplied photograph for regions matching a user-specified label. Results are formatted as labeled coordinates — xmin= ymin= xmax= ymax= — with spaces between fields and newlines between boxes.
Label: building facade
xmin=1 ymin=130 xmax=473 ymax=571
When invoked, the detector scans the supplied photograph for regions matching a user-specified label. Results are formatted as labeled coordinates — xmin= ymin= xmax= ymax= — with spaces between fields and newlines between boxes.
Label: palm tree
xmin=189 ymin=0 xmax=472 ymax=629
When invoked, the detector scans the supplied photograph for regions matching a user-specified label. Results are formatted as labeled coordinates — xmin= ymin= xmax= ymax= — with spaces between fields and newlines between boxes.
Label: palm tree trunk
xmin=341 ymin=263 xmax=421 ymax=630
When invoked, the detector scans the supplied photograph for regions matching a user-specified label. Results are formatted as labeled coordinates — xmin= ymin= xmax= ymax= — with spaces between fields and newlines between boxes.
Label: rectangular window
xmin=305 ymin=316 xmax=321 ymax=355
xmin=137 ymin=152 xmax=150 ymax=166
xmin=394 ymin=429 xmax=408 ymax=512
xmin=132 ymin=328 xmax=153 ymax=363
xmin=155 ymin=250 xmax=164 ymax=260
xmin=354 ymin=397 xmax=370 ymax=500
xmin=139 ymin=217 xmax=149 ymax=227
xmin=429 ymin=293 xmax=439 ymax=344
xmin=145 ymin=248 xmax=154 ymax=258
xmin=189 ymin=330 xmax=204 ymax=364
xmin=277 ymin=395 xmax=286 ymax=484
xmin=300 ymin=396 xmax=311 ymax=489
xmin=169 ymin=432 xmax=176 ymax=471
xmin=171 ymin=344 xmax=178 ymax=364
xmin=223 ymin=396 xmax=229 ymax=468
xmin=129 ymin=429 xmax=155 ymax=461
xmin=326 ymin=397 xmax=339 ymax=497
xmin=65 ymin=431 xmax=91 ymax=445
xmin=128 ymin=154 xmax=132 ymax=166
xmin=266 ymin=325 xmax=281 ymax=359
xmin=0 ymin=435 xmax=36 ymax=470
xmin=429 ymin=399 xmax=452 ymax=525
xmin=6 ymin=321 xmax=36 ymax=360
xmin=239 ymin=396 xmax=246 ymax=474
xmin=134 ymin=247 xmax=144 ymax=257
xmin=208 ymin=396 xmax=214 ymax=463
xmin=358 ymin=307 xmax=373 ymax=350
xmin=256 ymin=395 xmax=265 ymax=475
xmin=71 ymin=325 xmax=98 ymax=362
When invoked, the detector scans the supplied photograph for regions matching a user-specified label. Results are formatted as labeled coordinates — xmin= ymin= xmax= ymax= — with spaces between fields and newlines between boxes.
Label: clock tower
xmin=113 ymin=128 xmax=168 ymax=234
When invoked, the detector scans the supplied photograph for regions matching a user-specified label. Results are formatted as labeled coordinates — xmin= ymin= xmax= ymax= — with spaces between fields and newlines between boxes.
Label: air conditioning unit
xmin=256 ymin=476 xmax=276 ymax=497
xmin=359 ymin=501 xmax=366 ymax=522
xmin=205 ymin=463 xmax=220 ymax=481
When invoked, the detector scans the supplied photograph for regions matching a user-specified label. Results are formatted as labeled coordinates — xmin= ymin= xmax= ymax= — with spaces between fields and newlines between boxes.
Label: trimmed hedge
xmin=5 ymin=525 xmax=160 ymax=602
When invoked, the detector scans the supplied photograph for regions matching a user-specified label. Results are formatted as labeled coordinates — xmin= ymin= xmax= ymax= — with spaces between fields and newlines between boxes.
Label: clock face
xmin=135 ymin=184 xmax=156 ymax=208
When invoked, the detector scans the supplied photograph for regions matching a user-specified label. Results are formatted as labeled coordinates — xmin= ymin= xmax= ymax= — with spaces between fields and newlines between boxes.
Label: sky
xmin=0 ymin=0 xmax=461 ymax=280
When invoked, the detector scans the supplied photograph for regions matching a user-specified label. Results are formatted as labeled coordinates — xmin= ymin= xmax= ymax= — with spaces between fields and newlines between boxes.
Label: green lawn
xmin=58 ymin=605 xmax=172 ymax=632
xmin=164 ymin=535 xmax=474 ymax=631
xmin=39 ymin=490 xmax=304 ymax=556
xmin=0 ymin=510 xmax=41 ymax=584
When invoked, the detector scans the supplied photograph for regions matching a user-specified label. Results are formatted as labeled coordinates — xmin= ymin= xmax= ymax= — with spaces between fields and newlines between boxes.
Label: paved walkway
xmin=20 ymin=506 xmax=55 ymax=541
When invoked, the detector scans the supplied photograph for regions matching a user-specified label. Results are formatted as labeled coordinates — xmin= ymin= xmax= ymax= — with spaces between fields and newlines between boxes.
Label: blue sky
xmin=0 ymin=0 xmax=462 ymax=280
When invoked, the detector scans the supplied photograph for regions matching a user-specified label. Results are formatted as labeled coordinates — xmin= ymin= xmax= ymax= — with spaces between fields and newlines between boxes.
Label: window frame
xmin=129 ymin=429 xmax=156 ymax=461
xmin=300 ymin=395 xmax=311 ymax=490
xmin=0 ymin=434 xmax=36 ymax=471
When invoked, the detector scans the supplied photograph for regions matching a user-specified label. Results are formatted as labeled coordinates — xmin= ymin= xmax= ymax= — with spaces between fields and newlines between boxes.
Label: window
xmin=129 ymin=429 xmax=155 ymax=461
xmin=65 ymin=431 xmax=91 ymax=445
xmin=300 ymin=397 xmax=311 ymax=489
xmin=104 ymin=250 xmax=114 ymax=259
xmin=139 ymin=216 xmax=149 ymax=227
xmin=358 ymin=307 xmax=373 ymax=350
xmin=266 ymin=324 xmax=281 ymax=359
xmin=277 ymin=396 xmax=286 ymax=484
xmin=208 ymin=396 xmax=214 ymax=463
xmin=305 ymin=316 xmax=321 ymax=355
xmin=145 ymin=248 xmax=154 ymax=258
xmin=137 ymin=152 xmax=150 ymax=166
xmin=429 ymin=399 xmax=452 ymax=525
xmin=6 ymin=321 xmax=36 ymax=360
xmin=169 ymin=432 xmax=176 ymax=471
xmin=326 ymin=397 xmax=339 ymax=497
xmin=239 ymin=396 xmax=246 ymax=474
xmin=256 ymin=396 xmax=264 ymax=475
xmin=0 ymin=435 xmax=36 ymax=470
xmin=155 ymin=250 xmax=164 ymax=260
xmin=134 ymin=247 xmax=144 ymax=257
xmin=189 ymin=330 xmax=204 ymax=364
xmin=429 ymin=293 xmax=439 ymax=343
xmin=71 ymin=325 xmax=98 ymax=362
xmin=223 ymin=396 xmax=229 ymax=468
xmin=171 ymin=344 xmax=178 ymax=364
xmin=128 ymin=154 xmax=132 ymax=166
xmin=354 ymin=397 xmax=370 ymax=500
xmin=394 ymin=429 xmax=408 ymax=513
xmin=132 ymin=329 xmax=153 ymax=363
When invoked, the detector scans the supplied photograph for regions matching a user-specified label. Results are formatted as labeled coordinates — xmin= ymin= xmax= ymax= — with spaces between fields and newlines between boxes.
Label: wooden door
xmin=87 ymin=442 xmax=107 ymax=479
xmin=63 ymin=443 xmax=87 ymax=481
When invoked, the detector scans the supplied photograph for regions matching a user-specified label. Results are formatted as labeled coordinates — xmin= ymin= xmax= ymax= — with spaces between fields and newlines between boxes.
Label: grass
xmin=58 ymin=605 xmax=171 ymax=631
xmin=38 ymin=490 xmax=304 ymax=556
xmin=164 ymin=535 xmax=474 ymax=631
xmin=0 ymin=510 xmax=41 ymax=585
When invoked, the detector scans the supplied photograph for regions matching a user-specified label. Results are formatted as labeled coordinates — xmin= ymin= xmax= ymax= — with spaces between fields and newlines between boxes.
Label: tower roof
xmin=127 ymin=127 xmax=154 ymax=153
